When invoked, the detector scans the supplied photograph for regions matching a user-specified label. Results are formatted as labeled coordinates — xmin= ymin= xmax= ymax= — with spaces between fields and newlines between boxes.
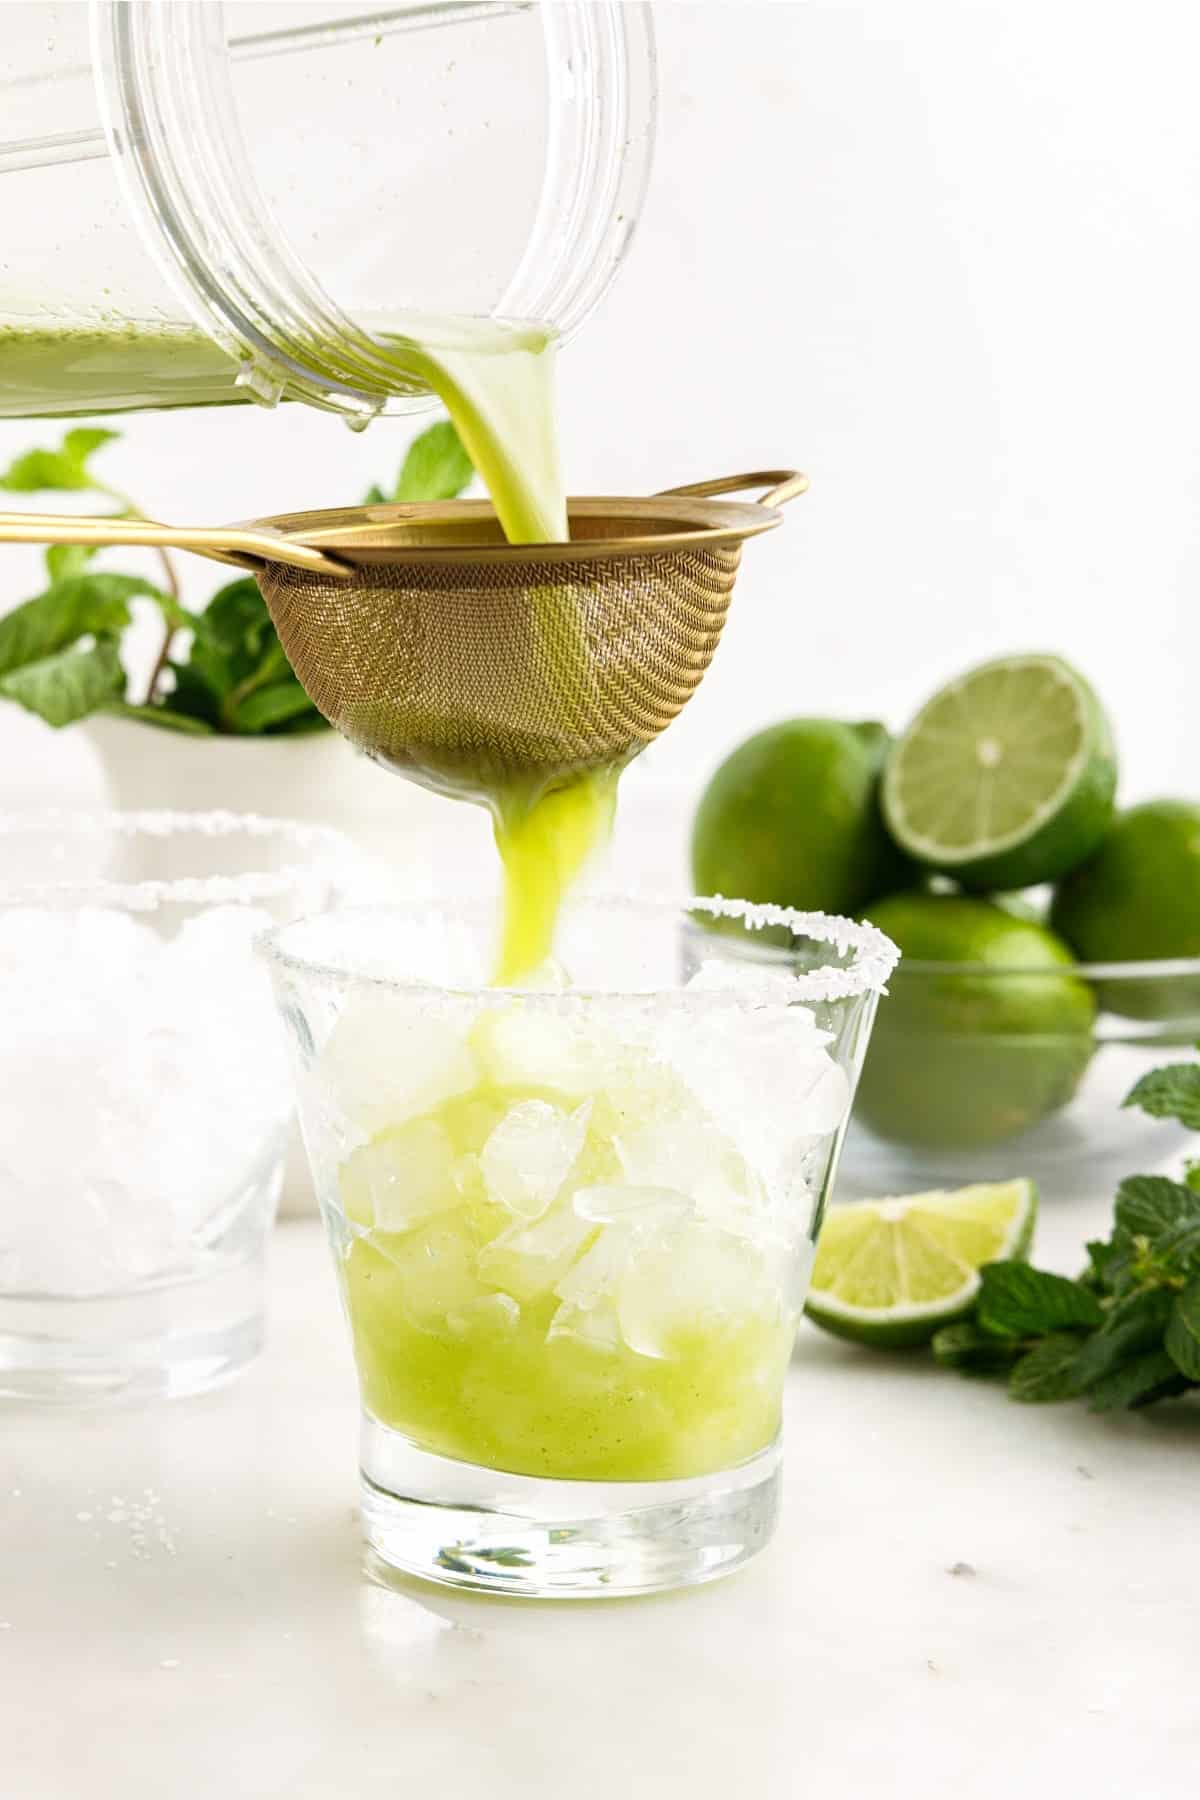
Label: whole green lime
xmin=855 ymin=893 xmax=1096 ymax=1149
xmin=1050 ymin=800 xmax=1200 ymax=1020
xmin=691 ymin=720 xmax=910 ymax=926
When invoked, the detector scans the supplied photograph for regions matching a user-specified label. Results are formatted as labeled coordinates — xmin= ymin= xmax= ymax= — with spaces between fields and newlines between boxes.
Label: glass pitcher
xmin=0 ymin=2 xmax=656 ymax=420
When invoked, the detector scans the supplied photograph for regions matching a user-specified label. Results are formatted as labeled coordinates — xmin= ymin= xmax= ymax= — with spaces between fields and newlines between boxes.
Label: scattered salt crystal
xmin=75 ymin=1511 xmax=93 ymax=1523
xmin=159 ymin=1659 xmax=180 ymax=1671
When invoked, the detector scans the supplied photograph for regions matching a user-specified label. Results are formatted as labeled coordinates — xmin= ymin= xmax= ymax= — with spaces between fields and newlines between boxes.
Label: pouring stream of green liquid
xmin=408 ymin=325 xmax=615 ymax=984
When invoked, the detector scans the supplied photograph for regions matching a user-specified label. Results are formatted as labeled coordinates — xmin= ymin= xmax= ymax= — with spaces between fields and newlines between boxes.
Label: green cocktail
xmin=334 ymin=1014 xmax=794 ymax=1483
xmin=263 ymin=898 xmax=889 ymax=1594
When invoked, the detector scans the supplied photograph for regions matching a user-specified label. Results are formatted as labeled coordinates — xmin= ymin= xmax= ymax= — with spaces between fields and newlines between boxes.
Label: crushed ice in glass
xmin=319 ymin=948 xmax=854 ymax=1368
xmin=0 ymin=905 xmax=291 ymax=1295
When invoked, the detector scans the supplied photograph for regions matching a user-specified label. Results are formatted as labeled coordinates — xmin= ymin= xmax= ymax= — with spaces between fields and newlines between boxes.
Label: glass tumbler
xmin=0 ymin=810 xmax=346 ymax=1402
xmin=262 ymin=896 xmax=897 ymax=1597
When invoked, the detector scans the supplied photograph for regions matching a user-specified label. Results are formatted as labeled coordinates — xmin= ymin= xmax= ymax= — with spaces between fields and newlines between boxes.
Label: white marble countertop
xmin=4 ymin=1198 xmax=1196 ymax=1800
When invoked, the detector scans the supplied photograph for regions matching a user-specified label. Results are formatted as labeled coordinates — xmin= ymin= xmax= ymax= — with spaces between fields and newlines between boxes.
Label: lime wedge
xmin=805 ymin=1179 xmax=1037 ymax=1347
xmin=882 ymin=655 xmax=1116 ymax=889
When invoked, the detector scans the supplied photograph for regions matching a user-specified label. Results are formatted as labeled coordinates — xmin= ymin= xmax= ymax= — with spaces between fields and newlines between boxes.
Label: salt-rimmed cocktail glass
xmin=0 ymin=811 xmax=347 ymax=1401
xmin=261 ymin=896 xmax=897 ymax=1597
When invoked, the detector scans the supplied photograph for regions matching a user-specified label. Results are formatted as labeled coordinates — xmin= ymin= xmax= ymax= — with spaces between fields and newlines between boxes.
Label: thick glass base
xmin=0 ymin=1251 xmax=266 ymax=1403
xmin=360 ymin=1417 xmax=781 ymax=1598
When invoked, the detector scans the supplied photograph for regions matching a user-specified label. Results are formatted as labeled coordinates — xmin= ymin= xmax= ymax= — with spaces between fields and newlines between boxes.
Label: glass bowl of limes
xmin=845 ymin=897 xmax=1200 ymax=1190
xmin=689 ymin=653 xmax=1200 ymax=1196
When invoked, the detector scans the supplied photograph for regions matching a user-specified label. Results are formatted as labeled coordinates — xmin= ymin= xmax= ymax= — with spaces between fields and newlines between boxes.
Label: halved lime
xmin=882 ymin=655 xmax=1116 ymax=890
xmin=805 ymin=1179 xmax=1037 ymax=1347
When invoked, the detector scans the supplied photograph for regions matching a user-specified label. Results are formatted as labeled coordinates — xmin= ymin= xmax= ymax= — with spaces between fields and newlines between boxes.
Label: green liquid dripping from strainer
xmin=393 ymin=322 xmax=613 ymax=985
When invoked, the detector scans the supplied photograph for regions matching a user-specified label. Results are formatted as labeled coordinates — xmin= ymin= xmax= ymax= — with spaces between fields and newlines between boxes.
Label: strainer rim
xmin=249 ymin=494 xmax=788 ymax=565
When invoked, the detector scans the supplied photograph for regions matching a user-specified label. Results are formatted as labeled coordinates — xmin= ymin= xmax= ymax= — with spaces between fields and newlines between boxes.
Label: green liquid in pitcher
xmin=0 ymin=322 xmax=254 ymax=417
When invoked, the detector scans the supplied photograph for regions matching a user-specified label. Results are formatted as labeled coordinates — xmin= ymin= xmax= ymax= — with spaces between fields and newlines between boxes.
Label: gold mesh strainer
xmin=0 ymin=470 xmax=806 ymax=797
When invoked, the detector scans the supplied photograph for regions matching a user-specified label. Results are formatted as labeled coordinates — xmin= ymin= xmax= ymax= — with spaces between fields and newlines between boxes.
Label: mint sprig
xmin=929 ymin=1046 xmax=1200 ymax=1412
xmin=0 ymin=418 xmax=474 ymax=737
xmin=1124 ymin=1062 xmax=1200 ymax=1131
xmin=0 ymin=427 xmax=121 ymax=496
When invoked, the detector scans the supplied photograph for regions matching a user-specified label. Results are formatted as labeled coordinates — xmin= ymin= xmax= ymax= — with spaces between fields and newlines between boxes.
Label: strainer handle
xmin=0 ymin=510 xmax=352 ymax=578
xmin=656 ymin=470 xmax=809 ymax=509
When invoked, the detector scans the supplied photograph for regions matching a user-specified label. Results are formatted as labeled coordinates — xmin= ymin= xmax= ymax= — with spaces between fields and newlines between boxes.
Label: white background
xmin=1 ymin=0 xmax=1196 ymax=855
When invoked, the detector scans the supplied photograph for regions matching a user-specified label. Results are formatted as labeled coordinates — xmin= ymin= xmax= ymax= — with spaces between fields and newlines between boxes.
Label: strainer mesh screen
xmin=260 ymin=540 xmax=743 ymax=794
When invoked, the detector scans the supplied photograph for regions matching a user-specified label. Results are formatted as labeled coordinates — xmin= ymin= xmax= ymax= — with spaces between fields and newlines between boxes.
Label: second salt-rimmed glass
xmin=0 ymin=811 xmax=348 ymax=1402
xmin=261 ymin=896 xmax=897 ymax=1597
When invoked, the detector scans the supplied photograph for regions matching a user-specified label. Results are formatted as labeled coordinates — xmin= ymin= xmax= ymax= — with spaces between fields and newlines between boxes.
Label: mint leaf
xmin=266 ymin=707 xmax=329 ymax=736
xmin=0 ymin=573 xmax=163 ymax=678
xmin=1151 ymin=1219 xmax=1200 ymax=1279
xmin=1165 ymin=1275 xmax=1200 ymax=1381
xmin=1081 ymin=1238 xmax=1121 ymax=1293
xmin=45 ymin=544 xmax=97 ymax=583
xmin=1114 ymin=1174 xmax=1200 ymax=1241
xmin=0 ymin=427 xmax=119 ymax=493
xmin=1008 ymin=1333 xmax=1085 ymax=1403
xmin=0 ymin=638 xmax=125 ymax=726
xmin=1070 ymin=1286 xmax=1174 ymax=1391
xmin=392 ymin=420 xmax=474 ymax=502
xmin=195 ymin=578 xmax=276 ymax=669
xmin=179 ymin=578 xmax=278 ymax=702
xmin=362 ymin=483 xmax=387 ymax=505
xmin=931 ymin=1321 xmax=1023 ymax=1375
xmin=167 ymin=576 xmax=325 ymax=736
xmin=228 ymin=679 xmax=320 ymax=734
xmin=976 ymin=1263 xmax=1104 ymax=1337
xmin=102 ymin=701 xmax=214 ymax=736
xmin=1124 ymin=1061 xmax=1200 ymax=1131
xmin=1086 ymin=1349 xmax=1189 ymax=1412
xmin=159 ymin=662 xmax=222 ymax=730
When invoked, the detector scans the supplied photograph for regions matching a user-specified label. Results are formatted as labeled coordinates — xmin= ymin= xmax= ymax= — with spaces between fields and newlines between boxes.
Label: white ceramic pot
xmin=83 ymin=716 xmax=486 ymax=892
xmin=83 ymin=718 xmax=490 ymax=1216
